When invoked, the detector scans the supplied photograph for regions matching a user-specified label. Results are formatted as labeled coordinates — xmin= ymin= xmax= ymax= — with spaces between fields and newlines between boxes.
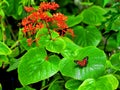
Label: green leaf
xmin=111 ymin=15 xmax=120 ymax=30
xmin=65 ymin=79 xmax=82 ymax=90
xmin=105 ymin=60 xmax=117 ymax=74
xmin=18 ymin=28 xmax=24 ymax=40
xmin=71 ymin=26 xmax=102 ymax=47
xmin=0 ymin=55 xmax=9 ymax=67
xmin=17 ymin=5 xmax=23 ymax=15
xmin=0 ymin=9 xmax=5 ymax=18
xmin=20 ymin=38 xmax=36 ymax=50
xmin=78 ymin=74 xmax=119 ymax=90
xmin=9 ymin=47 xmax=19 ymax=57
xmin=94 ymin=0 xmax=112 ymax=7
xmin=3 ymin=0 xmax=26 ymax=19
xmin=59 ymin=46 xmax=106 ymax=80
xmin=36 ymin=28 xmax=60 ymax=50
xmin=36 ymin=28 xmax=51 ymax=47
xmin=106 ymin=37 xmax=119 ymax=51
xmin=15 ymin=86 xmax=35 ymax=90
xmin=117 ymin=31 xmax=120 ymax=45
xmin=48 ymin=78 xmax=64 ymax=90
xmin=61 ymin=37 xmax=81 ymax=58
xmin=80 ymin=2 xmax=93 ymax=6
xmin=81 ymin=5 xmax=106 ymax=25
xmin=7 ymin=59 xmax=20 ymax=72
xmin=66 ymin=14 xmax=83 ymax=27
xmin=0 ymin=84 xmax=2 ymax=90
xmin=0 ymin=29 xmax=3 ymax=41
xmin=103 ymin=0 xmax=111 ymax=7
xmin=46 ymin=37 xmax=66 ymax=53
xmin=0 ymin=41 xmax=12 ymax=55
xmin=109 ymin=53 xmax=120 ymax=70
xmin=18 ymin=47 xmax=60 ymax=86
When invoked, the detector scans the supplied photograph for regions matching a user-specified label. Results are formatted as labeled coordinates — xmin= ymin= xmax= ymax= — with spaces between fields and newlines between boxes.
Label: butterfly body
xmin=74 ymin=56 xmax=88 ymax=67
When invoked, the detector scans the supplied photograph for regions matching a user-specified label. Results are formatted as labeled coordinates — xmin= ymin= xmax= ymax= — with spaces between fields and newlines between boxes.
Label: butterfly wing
xmin=74 ymin=56 xmax=88 ymax=67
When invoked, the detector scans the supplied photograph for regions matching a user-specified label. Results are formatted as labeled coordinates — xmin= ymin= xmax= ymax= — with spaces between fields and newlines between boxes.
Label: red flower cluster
xmin=39 ymin=2 xmax=59 ymax=11
xmin=24 ymin=6 xmax=34 ymax=12
xmin=21 ymin=2 xmax=74 ymax=46
xmin=53 ymin=13 xmax=68 ymax=29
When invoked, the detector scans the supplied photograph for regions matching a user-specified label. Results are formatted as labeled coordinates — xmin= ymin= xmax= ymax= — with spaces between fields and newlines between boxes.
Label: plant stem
xmin=58 ymin=71 xmax=66 ymax=82
xmin=40 ymin=83 xmax=50 ymax=90
xmin=45 ymin=21 xmax=52 ymax=40
xmin=104 ymin=33 xmax=113 ymax=51
xmin=10 ymin=40 xmax=20 ymax=49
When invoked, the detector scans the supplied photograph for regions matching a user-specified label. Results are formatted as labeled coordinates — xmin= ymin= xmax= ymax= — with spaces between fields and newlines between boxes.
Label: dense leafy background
xmin=0 ymin=0 xmax=120 ymax=90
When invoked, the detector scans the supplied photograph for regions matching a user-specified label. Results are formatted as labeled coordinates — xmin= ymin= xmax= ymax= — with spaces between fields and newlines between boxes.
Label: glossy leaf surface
xmin=60 ymin=46 xmax=106 ymax=80
xmin=18 ymin=47 xmax=60 ymax=86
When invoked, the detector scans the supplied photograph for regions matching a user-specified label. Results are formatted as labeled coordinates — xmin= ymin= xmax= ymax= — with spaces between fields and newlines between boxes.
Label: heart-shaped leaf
xmin=46 ymin=37 xmax=66 ymax=53
xmin=59 ymin=46 xmax=106 ymax=80
xmin=66 ymin=14 xmax=83 ymax=27
xmin=36 ymin=28 xmax=59 ymax=47
xmin=18 ymin=47 xmax=60 ymax=86
xmin=0 ymin=41 xmax=12 ymax=55
xmin=48 ymin=78 xmax=65 ymax=90
xmin=36 ymin=28 xmax=50 ymax=47
xmin=81 ymin=5 xmax=106 ymax=25
xmin=65 ymin=79 xmax=82 ymax=90
xmin=70 ymin=26 xmax=102 ymax=47
xmin=61 ymin=37 xmax=81 ymax=58
xmin=105 ymin=37 xmax=119 ymax=51
xmin=78 ymin=74 xmax=119 ymax=90
xmin=109 ymin=53 xmax=120 ymax=70
xmin=20 ymin=38 xmax=36 ymax=50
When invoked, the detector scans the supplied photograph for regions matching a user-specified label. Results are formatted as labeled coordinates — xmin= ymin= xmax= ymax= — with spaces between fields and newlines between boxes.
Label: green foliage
xmin=61 ymin=37 xmax=80 ymax=58
xmin=48 ymin=78 xmax=65 ymax=90
xmin=0 ymin=41 xmax=12 ymax=55
xmin=15 ymin=86 xmax=36 ymax=90
xmin=46 ymin=37 xmax=66 ymax=53
xmin=65 ymin=79 xmax=82 ymax=90
xmin=81 ymin=5 xmax=106 ymax=25
xmin=1 ymin=0 xmax=120 ymax=90
xmin=3 ymin=0 xmax=26 ymax=19
xmin=91 ymin=0 xmax=112 ymax=7
xmin=109 ymin=53 xmax=120 ymax=70
xmin=18 ymin=47 xmax=60 ymax=86
xmin=0 ymin=55 xmax=9 ymax=67
xmin=78 ymin=74 xmax=119 ymax=90
xmin=71 ymin=26 xmax=102 ymax=47
xmin=66 ymin=14 xmax=83 ymax=27
xmin=60 ymin=46 xmax=106 ymax=80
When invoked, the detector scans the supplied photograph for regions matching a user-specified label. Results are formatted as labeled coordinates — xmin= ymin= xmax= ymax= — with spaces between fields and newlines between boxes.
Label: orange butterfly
xmin=74 ymin=56 xmax=88 ymax=67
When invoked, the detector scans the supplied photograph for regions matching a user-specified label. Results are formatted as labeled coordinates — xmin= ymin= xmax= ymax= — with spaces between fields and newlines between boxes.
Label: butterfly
xmin=74 ymin=56 xmax=88 ymax=67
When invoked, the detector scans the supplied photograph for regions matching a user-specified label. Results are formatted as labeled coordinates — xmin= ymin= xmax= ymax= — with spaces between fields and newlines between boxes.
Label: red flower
xmin=22 ymin=17 xmax=30 ymax=26
xmin=28 ymin=12 xmax=40 ymax=22
xmin=57 ymin=21 xmax=68 ymax=29
xmin=39 ymin=2 xmax=59 ymax=11
xmin=21 ymin=2 xmax=74 ymax=46
xmin=22 ymin=25 xmax=28 ymax=35
xmin=24 ymin=6 xmax=34 ymax=12
xmin=53 ymin=13 xmax=67 ymax=21
xmin=53 ymin=13 xmax=68 ymax=29
xmin=27 ymin=38 xmax=33 ymax=46
xmin=39 ymin=12 xmax=53 ymax=22
xmin=35 ymin=22 xmax=44 ymax=30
